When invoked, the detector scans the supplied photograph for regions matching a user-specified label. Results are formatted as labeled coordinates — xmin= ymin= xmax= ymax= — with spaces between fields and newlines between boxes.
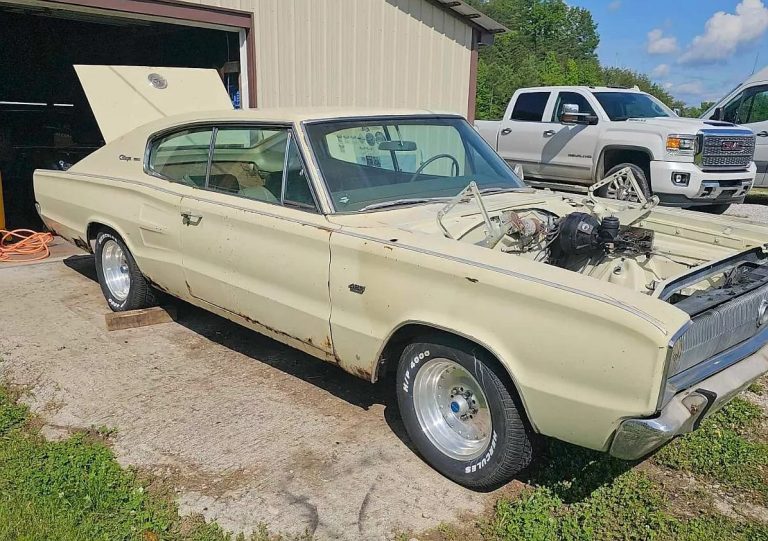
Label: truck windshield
xmin=592 ymin=92 xmax=674 ymax=121
xmin=305 ymin=117 xmax=525 ymax=212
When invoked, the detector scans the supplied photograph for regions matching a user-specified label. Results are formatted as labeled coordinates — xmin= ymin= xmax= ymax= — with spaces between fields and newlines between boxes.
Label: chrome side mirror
xmin=560 ymin=103 xmax=598 ymax=125
xmin=560 ymin=103 xmax=580 ymax=124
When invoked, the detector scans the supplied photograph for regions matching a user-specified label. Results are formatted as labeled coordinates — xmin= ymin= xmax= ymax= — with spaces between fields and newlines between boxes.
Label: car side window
xmin=284 ymin=135 xmax=317 ymax=209
xmin=147 ymin=128 xmax=214 ymax=186
xmin=739 ymin=86 xmax=768 ymax=124
xmin=723 ymin=92 xmax=749 ymax=124
xmin=208 ymin=126 xmax=317 ymax=211
xmin=552 ymin=92 xmax=595 ymax=121
xmin=509 ymin=92 xmax=550 ymax=122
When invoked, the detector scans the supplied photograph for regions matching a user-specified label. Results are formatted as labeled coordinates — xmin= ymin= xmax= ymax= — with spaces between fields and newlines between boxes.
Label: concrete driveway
xmin=0 ymin=253 xmax=498 ymax=539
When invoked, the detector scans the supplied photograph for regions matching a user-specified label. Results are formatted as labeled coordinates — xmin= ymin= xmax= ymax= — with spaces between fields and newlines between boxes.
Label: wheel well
xmin=375 ymin=324 xmax=532 ymax=426
xmin=600 ymin=148 xmax=651 ymax=180
xmin=86 ymin=222 xmax=114 ymax=248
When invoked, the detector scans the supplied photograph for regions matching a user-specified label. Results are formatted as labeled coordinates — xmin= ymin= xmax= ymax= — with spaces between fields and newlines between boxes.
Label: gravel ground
xmin=0 ymin=256 xmax=499 ymax=540
xmin=726 ymin=203 xmax=768 ymax=222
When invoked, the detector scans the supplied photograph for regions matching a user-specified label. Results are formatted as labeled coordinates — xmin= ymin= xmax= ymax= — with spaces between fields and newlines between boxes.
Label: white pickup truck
xmin=476 ymin=86 xmax=757 ymax=213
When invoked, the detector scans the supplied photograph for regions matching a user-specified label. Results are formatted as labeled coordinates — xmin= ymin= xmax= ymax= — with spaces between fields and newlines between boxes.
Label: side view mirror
xmin=673 ymin=108 xmax=681 ymax=116
xmin=560 ymin=103 xmax=598 ymax=125
xmin=712 ymin=106 xmax=724 ymax=121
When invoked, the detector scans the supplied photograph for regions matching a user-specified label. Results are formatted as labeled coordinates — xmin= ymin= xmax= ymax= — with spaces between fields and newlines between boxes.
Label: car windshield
xmin=592 ymin=91 xmax=674 ymax=121
xmin=304 ymin=116 xmax=525 ymax=212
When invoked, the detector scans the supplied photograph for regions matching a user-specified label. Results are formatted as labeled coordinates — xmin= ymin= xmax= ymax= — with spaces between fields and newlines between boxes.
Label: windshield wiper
xmin=359 ymin=198 xmax=441 ymax=211
xmin=478 ymin=187 xmax=524 ymax=195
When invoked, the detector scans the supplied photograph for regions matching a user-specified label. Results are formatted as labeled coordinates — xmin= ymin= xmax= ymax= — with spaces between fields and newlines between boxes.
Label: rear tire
xmin=94 ymin=230 xmax=157 ymax=312
xmin=596 ymin=163 xmax=652 ymax=202
xmin=396 ymin=335 xmax=533 ymax=489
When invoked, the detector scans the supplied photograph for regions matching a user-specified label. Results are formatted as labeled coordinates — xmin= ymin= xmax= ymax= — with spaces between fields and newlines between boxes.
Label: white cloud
xmin=663 ymin=82 xmax=674 ymax=90
xmin=652 ymin=63 xmax=670 ymax=78
xmin=647 ymin=29 xmax=679 ymax=55
xmin=608 ymin=1 xmax=621 ymax=11
xmin=673 ymin=81 xmax=706 ymax=97
xmin=679 ymin=0 xmax=768 ymax=64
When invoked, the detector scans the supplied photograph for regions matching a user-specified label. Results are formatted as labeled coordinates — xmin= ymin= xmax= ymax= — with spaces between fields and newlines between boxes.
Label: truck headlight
xmin=667 ymin=134 xmax=697 ymax=155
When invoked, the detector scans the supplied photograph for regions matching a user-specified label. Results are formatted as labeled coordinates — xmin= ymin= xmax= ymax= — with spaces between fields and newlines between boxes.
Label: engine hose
xmin=0 ymin=229 xmax=54 ymax=262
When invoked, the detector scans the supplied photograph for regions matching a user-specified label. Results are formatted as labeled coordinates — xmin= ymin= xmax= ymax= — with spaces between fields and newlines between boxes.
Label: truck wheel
xmin=597 ymin=164 xmax=652 ymax=202
xmin=396 ymin=335 xmax=533 ymax=489
xmin=698 ymin=204 xmax=731 ymax=214
xmin=94 ymin=230 xmax=157 ymax=312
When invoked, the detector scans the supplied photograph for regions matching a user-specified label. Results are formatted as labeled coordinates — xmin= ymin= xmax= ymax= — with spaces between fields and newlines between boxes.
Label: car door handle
xmin=543 ymin=130 xmax=556 ymax=137
xmin=181 ymin=211 xmax=203 ymax=226
xmin=758 ymin=131 xmax=768 ymax=137
xmin=500 ymin=127 xmax=513 ymax=136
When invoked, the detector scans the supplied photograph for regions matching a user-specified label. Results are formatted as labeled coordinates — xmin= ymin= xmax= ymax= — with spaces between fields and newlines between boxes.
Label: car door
xmin=720 ymin=84 xmax=768 ymax=187
xmin=178 ymin=124 xmax=336 ymax=357
xmin=537 ymin=91 xmax=600 ymax=183
xmin=496 ymin=90 xmax=552 ymax=178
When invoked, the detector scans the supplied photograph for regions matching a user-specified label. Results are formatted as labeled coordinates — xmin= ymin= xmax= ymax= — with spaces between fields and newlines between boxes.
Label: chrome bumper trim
xmin=610 ymin=343 xmax=768 ymax=461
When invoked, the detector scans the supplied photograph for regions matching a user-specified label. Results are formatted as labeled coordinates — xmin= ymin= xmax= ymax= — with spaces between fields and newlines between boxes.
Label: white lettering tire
xmin=94 ymin=230 xmax=157 ymax=312
xmin=396 ymin=335 xmax=533 ymax=489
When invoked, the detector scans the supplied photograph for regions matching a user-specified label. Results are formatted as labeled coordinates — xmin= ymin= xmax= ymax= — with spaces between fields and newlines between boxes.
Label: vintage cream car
xmin=34 ymin=66 xmax=768 ymax=489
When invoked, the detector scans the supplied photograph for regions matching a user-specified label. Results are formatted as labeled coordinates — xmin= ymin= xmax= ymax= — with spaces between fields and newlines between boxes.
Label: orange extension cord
xmin=0 ymin=229 xmax=54 ymax=262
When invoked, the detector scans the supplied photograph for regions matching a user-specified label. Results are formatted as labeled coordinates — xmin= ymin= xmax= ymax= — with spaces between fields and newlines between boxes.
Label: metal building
xmin=0 ymin=0 xmax=505 ymax=229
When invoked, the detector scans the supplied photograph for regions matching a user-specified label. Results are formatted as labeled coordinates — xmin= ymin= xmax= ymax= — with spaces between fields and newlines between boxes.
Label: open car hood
xmin=75 ymin=65 xmax=234 ymax=143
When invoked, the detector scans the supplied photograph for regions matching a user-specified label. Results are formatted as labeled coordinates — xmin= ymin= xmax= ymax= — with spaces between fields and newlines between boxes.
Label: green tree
xmin=467 ymin=0 xmax=602 ymax=119
xmin=468 ymin=0 xmax=685 ymax=119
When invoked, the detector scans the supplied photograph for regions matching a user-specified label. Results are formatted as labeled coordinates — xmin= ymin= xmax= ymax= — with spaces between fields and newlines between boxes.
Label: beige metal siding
xmin=179 ymin=0 xmax=473 ymax=115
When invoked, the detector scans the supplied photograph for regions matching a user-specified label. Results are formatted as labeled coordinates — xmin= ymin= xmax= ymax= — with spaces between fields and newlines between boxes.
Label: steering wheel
xmin=408 ymin=154 xmax=460 ymax=183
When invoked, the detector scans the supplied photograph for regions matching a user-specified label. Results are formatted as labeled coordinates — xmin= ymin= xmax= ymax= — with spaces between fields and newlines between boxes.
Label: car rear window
xmin=510 ymin=92 xmax=550 ymax=122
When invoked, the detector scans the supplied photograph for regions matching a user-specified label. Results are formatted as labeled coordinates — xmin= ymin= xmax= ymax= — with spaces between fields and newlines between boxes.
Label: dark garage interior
xmin=0 ymin=4 xmax=241 ymax=230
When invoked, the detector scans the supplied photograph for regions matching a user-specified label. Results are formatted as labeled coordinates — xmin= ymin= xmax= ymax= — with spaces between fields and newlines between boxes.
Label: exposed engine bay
xmin=436 ymin=179 xmax=768 ymax=306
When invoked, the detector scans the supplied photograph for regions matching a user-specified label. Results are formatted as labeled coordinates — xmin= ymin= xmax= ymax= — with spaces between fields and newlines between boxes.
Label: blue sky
xmin=569 ymin=0 xmax=768 ymax=105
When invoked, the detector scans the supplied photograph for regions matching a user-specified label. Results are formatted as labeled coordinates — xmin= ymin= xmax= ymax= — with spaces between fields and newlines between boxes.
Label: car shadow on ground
xmin=62 ymin=254 xmax=634 ymax=499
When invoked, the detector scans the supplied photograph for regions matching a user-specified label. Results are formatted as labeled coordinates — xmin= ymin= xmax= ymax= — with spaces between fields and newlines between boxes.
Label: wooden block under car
xmin=104 ymin=306 xmax=177 ymax=331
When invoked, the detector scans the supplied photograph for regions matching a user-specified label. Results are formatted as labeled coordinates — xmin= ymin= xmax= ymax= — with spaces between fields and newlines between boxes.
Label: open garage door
xmin=0 ymin=0 xmax=254 ymax=230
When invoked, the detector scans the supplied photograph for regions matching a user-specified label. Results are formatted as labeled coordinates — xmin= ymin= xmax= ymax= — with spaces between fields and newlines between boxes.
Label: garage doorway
xmin=0 ymin=1 xmax=254 ymax=230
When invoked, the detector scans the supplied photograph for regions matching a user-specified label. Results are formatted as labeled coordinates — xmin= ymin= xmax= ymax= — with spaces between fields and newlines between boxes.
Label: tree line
xmin=467 ymin=0 xmax=713 ymax=119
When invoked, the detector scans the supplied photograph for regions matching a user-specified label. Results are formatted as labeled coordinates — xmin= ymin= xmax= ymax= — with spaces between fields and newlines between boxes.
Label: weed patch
xmin=0 ymin=385 xmax=307 ymax=540
xmin=654 ymin=398 xmax=768 ymax=503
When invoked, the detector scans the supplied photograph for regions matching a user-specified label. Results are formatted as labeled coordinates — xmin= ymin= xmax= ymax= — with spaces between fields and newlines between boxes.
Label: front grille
xmin=673 ymin=282 xmax=768 ymax=376
xmin=699 ymin=132 xmax=755 ymax=171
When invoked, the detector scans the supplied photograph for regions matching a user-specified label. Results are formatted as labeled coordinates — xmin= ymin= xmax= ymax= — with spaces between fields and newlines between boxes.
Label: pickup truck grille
xmin=698 ymin=131 xmax=756 ymax=171
xmin=674 ymin=282 xmax=768 ymax=377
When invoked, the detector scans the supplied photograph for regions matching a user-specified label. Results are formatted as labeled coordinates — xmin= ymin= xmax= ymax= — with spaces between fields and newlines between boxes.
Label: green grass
xmin=747 ymin=187 xmax=768 ymax=205
xmin=481 ymin=399 xmax=768 ymax=541
xmin=4 ymin=379 xmax=768 ymax=541
xmin=654 ymin=398 xmax=768 ymax=503
xmin=0 ymin=385 xmax=306 ymax=541
xmin=486 ymin=445 xmax=768 ymax=541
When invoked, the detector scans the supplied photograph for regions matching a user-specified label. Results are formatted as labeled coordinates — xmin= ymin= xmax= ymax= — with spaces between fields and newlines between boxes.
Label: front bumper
xmin=609 ymin=343 xmax=768 ymax=461
xmin=650 ymin=160 xmax=755 ymax=207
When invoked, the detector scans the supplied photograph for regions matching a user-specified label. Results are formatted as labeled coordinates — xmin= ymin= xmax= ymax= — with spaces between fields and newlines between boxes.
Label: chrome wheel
xmin=412 ymin=358 xmax=492 ymax=461
xmin=101 ymin=239 xmax=131 ymax=301
xmin=605 ymin=171 xmax=640 ymax=202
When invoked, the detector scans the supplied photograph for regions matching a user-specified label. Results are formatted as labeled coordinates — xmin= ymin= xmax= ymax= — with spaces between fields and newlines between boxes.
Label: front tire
xmin=596 ymin=163 xmax=652 ymax=202
xmin=94 ymin=230 xmax=157 ymax=312
xmin=396 ymin=335 xmax=532 ymax=489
